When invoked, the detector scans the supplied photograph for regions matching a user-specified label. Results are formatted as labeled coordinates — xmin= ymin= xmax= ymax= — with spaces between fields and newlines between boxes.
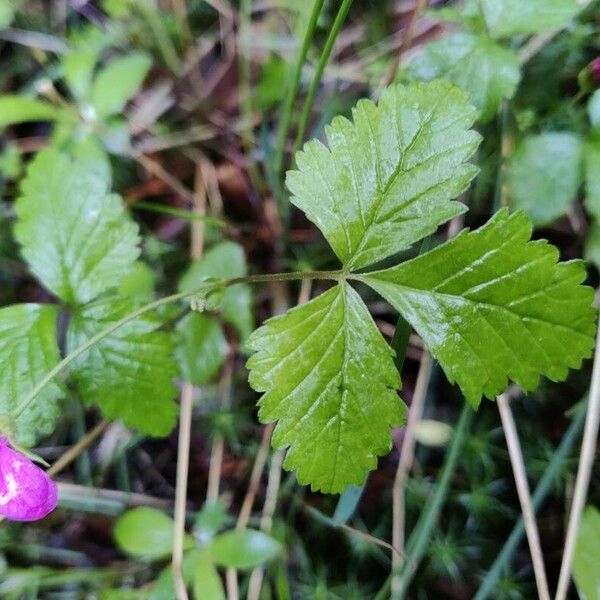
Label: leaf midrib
xmin=345 ymin=96 xmax=460 ymax=268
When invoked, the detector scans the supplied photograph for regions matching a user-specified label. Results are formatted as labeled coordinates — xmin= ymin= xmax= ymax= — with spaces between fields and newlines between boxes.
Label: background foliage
xmin=0 ymin=1 xmax=600 ymax=599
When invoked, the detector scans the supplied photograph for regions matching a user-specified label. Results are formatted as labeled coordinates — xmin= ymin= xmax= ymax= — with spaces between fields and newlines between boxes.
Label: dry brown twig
xmin=497 ymin=391 xmax=551 ymax=600
xmin=383 ymin=0 xmax=428 ymax=87
xmin=391 ymin=350 xmax=433 ymax=596
xmin=172 ymin=162 xmax=208 ymax=600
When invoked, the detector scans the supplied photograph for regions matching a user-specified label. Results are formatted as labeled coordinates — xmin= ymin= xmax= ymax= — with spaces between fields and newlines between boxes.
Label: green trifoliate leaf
xmin=407 ymin=33 xmax=520 ymax=122
xmin=179 ymin=241 xmax=253 ymax=339
xmin=67 ymin=298 xmax=178 ymax=436
xmin=478 ymin=0 xmax=580 ymax=39
xmin=175 ymin=313 xmax=228 ymax=385
xmin=0 ymin=95 xmax=60 ymax=128
xmin=15 ymin=149 xmax=140 ymax=304
xmin=247 ymin=282 xmax=404 ymax=493
xmin=584 ymin=136 xmax=600 ymax=220
xmin=0 ymin=304 xmax=62 ymax=446
xmin=91 ymin=52 xmax=151 ymax=120
xmin=508 ymin=132 xmax=583 ymax=226
xmin=363 ymin=210 xmax=596 ymax=408
xmin=573 ymin=505 xmax=600 ymax=600
xmin=286 ymin=81 xmax=480 ymax=270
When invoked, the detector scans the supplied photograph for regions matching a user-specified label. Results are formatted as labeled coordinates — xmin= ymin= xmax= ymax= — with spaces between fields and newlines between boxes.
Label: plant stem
xmin=246 ymin=280 xmax=310 ymax=600
xmin=342 ymin=523 xmax=405 ymax=557
xmin=291 ymin=0 xmax=355 ymax=158
xmin=206 ymin=354 xmax=233 ymax=504
xmin=238 ymin=424 xmax=275 ymax=529
xmin=48 ymin=420 xmax=109 ymax=477
xmin=497 ymin=392 xmax=551 ymax=600
xmin=172 ymin=383 xmax=193 ymax=600
xmin=474 ymin=399 xmax=587 ymax=600
xmin=246 ymin=448 xmax=285 ymax=600
xmin=56 ymin=482 xmax=177 ymax=516
xmin=206 ymin=437 xmax=224 ymax=504
xmin=129 ymin=201 xmax=225 ymax=227
xmin=137 ymin=2 xmax=182 ymax=74
xmin=273 ymin=0 xmax=326 ymax=177
xmin=377 ymin=403 xmax=473 ymax=600
xmin=391 ymin=351 xmax=433 ymax=595
xmin=171 ymin=0 xmax=191 ymax=47
xmin=129 ymin=151 xmax=197 ymax=205
xmin=11 ymin=270 xmax=344 ymax=422
xmin=172 ymin=162 xmax=206 ymax=600
xmin=228 ymin=423 xmax=276 ymax=598
xmin=555 ymin=313 xmax=600 ymax=600
xmin=382 ymin=0 xmax=427 ymax=87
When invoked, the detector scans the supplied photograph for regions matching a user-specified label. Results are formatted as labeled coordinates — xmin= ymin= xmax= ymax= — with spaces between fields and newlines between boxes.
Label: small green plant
xmin=1 ymin=79 xmax=595 ymax=498
xmin=0 ymin=144 xmax=252 ymax=450
xmin=0 ymin=25 xmax=151 ymax=170
xmin=4 ymin=148 xmax=178 ymax=443
xmin=113 ymin=503 xmax=280 ymax=599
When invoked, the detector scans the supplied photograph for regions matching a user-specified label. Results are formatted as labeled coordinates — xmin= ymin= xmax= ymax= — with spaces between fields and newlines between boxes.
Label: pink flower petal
xmin=0 ymin=438 xmax=58 ymax=521
xmin=593 ymin=58 xmax=600 ymax=84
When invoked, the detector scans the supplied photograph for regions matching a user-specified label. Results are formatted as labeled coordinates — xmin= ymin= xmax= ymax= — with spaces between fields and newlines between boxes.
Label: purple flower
xmin=0 ymin=437 xmax=58 ymax=521
xmin=592 ymin=58 xmax=600 ymax=85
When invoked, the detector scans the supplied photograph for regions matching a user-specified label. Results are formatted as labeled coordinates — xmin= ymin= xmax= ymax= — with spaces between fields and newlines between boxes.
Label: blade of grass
xmin=391 ymin=351 xmax=433 ymax=596
xmin=331 ymin=484 xmax=366 ymax=526
xmin=129 ymin=200 xmax=225 ymax=226
xmin=292 ymin=0 xmax=355 ymax=158
xmin=273 ymin=0 xmax=326 ymax=177
xmin=376 ymin=403 xmax=473 ymax=600
xmin=556 ymin=312 xmax=600 ymax=600
xmin=172 ymin=162 xmax=207 ymax=600
xmin=497 ymin=392 xmax=551 ymax=600
xmin=474 ymin=399 xmax=587 ymax=600
xmin=242 ymin=280 xmax=311 ymax=600
xmin=382 ymin=0 xmax=428 ymax=87
xmin=246 ymin=448 xmax=285 ymax=600
xmin=137 ymin=3 xmax=181 ymax=74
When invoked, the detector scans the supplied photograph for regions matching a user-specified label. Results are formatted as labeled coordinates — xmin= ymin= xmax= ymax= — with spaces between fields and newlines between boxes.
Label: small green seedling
xmin=113 ymin=503 xmax=281 ymax=599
